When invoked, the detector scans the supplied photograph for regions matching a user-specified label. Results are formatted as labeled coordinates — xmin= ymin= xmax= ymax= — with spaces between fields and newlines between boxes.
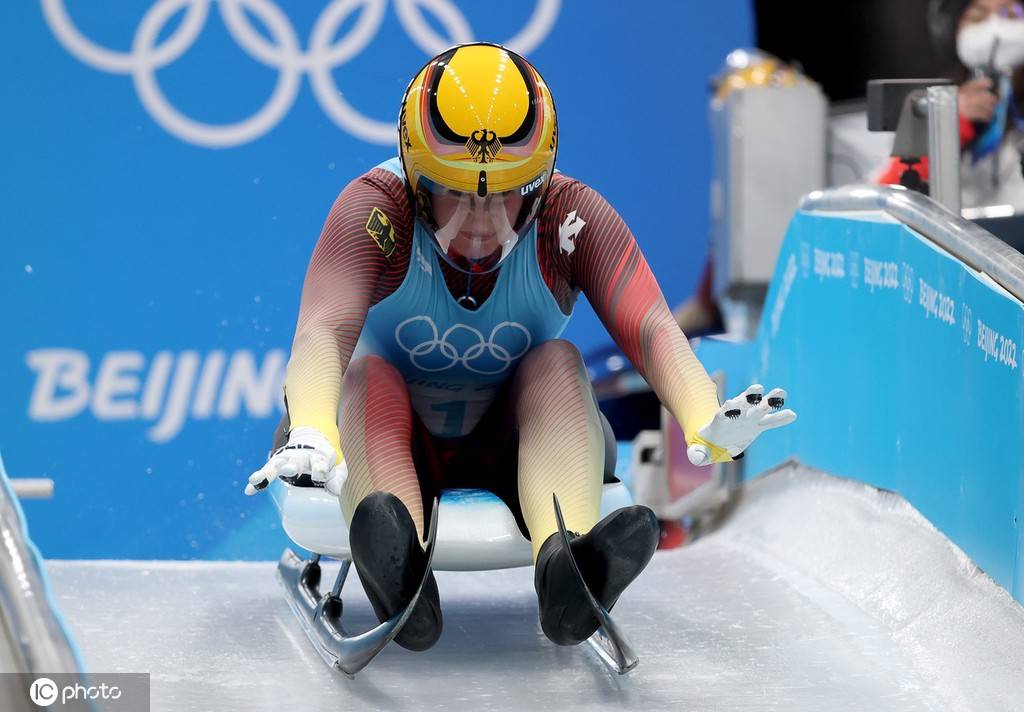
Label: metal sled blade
xmin=552 ymin=494 xmax=639 ymax=675
xmin=277 ymin=497 xmax=440 ymax=678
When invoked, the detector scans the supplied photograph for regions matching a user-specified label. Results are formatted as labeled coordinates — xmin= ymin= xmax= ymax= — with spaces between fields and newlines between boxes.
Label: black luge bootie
xmin=349 ymin=491 xmax=443 ymax=651
xmin=534 ymin=505 xmax=659 ymax=646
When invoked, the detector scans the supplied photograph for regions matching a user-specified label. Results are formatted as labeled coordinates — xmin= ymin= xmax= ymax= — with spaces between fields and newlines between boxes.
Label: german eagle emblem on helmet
xmin=466 ymin=129 xmax=502 ymax=163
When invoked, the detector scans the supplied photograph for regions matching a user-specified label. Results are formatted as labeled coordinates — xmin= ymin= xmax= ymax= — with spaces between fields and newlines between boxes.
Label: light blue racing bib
xmin=351 ymin=158 xmax=572 ymax=437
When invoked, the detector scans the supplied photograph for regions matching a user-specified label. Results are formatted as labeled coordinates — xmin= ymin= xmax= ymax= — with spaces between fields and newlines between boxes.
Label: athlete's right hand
xmin=244 ymin=426 xmax=338 ymax=495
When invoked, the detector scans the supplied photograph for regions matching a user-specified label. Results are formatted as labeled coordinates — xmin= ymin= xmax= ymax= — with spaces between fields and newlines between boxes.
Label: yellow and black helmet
xmin=398 ymin=43 xmax=557 ymax=273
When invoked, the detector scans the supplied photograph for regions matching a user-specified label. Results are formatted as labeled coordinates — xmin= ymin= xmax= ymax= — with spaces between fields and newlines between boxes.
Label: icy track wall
xmin=700 ymin=186 xmax=1024 ymax=602
xmin=0 ymin=1 xmax=753 ymax=559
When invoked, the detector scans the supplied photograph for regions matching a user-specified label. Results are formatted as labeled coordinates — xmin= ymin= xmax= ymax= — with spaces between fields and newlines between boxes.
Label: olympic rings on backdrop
xmin=40 ymin=0 xmax=561 ymax=147
xmin=395 ymin=316 xmax=532 ymax=375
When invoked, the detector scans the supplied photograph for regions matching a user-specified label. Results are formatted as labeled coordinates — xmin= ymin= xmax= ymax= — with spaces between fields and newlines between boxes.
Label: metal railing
xmin=800 ymin=184 xmax=1024 ymax=303
xmin=0 ymin=452 xmax=81 ymax=675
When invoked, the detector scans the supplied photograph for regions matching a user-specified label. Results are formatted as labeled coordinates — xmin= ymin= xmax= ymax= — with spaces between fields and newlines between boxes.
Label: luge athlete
xmin=246 ymin=43 xmax=796 ymax=651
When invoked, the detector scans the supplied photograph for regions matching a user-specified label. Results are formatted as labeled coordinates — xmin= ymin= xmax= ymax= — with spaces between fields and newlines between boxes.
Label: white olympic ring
xmin=40 ymin=0 xmax=561 ymax=148
xmin=395 ymin=315 xmax=532 ymax=375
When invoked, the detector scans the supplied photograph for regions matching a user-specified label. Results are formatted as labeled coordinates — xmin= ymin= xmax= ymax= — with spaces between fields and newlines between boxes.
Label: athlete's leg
xmin=338 ymin=354 xmax=426 ymax=540
xmin=514 ymin=339 xmax=659 ymax=646
xmin=513 ymin=339 xmax=605 ymax=561
xmin=337 ymin=354 xmax=442 ymax=651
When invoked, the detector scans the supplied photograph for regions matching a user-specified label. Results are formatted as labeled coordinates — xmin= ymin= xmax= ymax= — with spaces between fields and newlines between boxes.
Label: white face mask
xmin=958 ymin=15 xmax=1024 ymax=70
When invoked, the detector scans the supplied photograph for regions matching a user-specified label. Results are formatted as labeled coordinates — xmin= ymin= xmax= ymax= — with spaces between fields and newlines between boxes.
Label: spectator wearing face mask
xmin=879 ymin=0 xmax=1024 ymax=211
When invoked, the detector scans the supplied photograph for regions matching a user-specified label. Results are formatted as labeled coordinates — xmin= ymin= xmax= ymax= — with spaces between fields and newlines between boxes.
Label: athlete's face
xmin=416 ymin=173 xmax=546 ymax=273
xmin=431 ymin=189 xmax=524 ymax=268
xmin=432 ymin=190 xmax=523 ymax=241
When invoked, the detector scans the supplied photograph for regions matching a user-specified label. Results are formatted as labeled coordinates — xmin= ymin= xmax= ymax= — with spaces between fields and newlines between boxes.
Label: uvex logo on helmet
xmin=520 ymin=173 xmax=546 ymax=196
xmin=399 ymin=43 xmax=557 ymax=198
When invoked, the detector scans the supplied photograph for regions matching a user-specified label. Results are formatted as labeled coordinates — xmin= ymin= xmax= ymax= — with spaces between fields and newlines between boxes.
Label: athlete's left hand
xmin=686 ymin=384 xmax=796 ymax=466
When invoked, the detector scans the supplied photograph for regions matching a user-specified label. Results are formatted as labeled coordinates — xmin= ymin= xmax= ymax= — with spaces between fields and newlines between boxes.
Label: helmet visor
xmin=415 ymin=174 xmax=546 ymax=273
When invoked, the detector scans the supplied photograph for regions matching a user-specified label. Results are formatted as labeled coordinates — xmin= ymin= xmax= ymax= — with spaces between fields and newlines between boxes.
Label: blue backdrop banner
xmin=1 ymin=1 xmax=752 ymax=559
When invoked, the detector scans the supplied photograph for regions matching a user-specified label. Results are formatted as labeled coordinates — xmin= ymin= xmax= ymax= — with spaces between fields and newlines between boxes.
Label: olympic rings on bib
xmin=41 ymin=0 xmax=560 ymax=147
xmin=395 ymin=316 xmax=532 ymax=375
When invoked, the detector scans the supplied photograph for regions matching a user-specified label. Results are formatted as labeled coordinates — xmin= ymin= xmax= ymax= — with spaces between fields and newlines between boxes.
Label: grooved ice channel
xmin=47 ymin=464 xmax=1024 ymax=711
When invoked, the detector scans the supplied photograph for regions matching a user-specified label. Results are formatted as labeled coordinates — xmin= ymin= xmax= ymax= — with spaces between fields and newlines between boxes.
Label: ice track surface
xmin=48 ymin=463 xmax=1024 ymax=712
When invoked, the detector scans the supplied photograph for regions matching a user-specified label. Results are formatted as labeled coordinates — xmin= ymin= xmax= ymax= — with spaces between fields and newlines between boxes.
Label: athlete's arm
xmin=544 ymin=180 xmax=720 ymax=441
xmin=283 ymin=172 xmax=400 ymax=458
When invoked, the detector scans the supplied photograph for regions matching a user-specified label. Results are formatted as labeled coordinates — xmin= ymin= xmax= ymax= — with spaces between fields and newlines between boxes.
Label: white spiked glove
xmin=245 ymin=426 xmax=344 ymax=495
xmin=686 ymin=384 xmax=796 ymax=466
